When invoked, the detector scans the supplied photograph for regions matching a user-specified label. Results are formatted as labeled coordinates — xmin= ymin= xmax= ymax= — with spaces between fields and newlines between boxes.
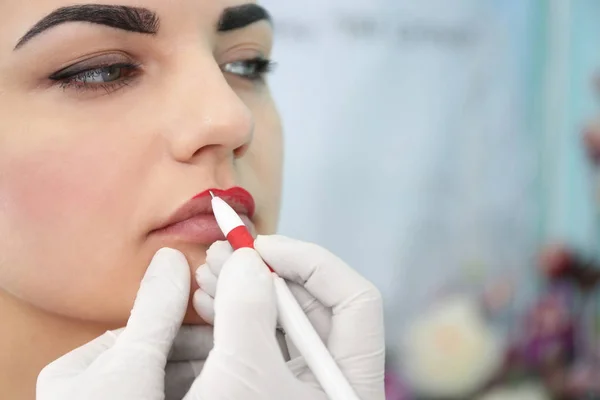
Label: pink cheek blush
xmin=0 ymin=145 xmax=119 ymax=227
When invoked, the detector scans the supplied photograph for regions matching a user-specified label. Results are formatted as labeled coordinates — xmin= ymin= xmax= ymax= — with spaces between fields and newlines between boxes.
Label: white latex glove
xmin=192 ymin=235 xmax=386 ymax=400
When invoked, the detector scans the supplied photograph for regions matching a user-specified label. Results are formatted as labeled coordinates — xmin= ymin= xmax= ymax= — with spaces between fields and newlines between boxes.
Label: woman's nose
xmin=161 ymin=58 xmax=254 ymax=164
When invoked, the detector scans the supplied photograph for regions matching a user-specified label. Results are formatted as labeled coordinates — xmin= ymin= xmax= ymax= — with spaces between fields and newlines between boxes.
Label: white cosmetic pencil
xmin=210 ymin=192 xmax=360 ymax=400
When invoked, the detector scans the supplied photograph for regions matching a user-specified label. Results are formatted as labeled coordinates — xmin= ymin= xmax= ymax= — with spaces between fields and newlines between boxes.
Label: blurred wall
xmin=261 ymin=0 xmax=545 ymax=347
xmin=540 ymin=0 xmax=600 ymax=255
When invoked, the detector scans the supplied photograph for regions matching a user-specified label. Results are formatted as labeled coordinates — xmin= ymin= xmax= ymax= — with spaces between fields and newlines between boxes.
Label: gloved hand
xmin=37 ymin=247 xmax=279 ymax=400
xmin=192 ymin=235 xmax=386 ymax=400
xmin=38 ymin=236 xmax=385 ymax=400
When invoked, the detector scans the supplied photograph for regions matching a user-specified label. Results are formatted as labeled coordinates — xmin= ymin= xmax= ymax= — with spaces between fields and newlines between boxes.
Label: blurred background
xmin=260 ymin=0 xmax=600 ymax=398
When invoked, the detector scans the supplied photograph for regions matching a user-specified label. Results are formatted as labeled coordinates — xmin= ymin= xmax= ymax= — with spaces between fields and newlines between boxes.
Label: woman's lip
xmin=193 ymin=187 xmax=255 ymax=217
xmin=152 ymin=213 xmax=255 ymax=245
xmin=150 ymin=186 xmax=256 ymax=245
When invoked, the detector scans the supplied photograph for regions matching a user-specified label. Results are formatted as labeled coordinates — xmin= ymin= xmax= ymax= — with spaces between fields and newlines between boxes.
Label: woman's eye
xmin=49 ymin=62 xmax=141 ymax=93
xmin=77 ymin=65 xmax=126 ymax=84
xmin=222 ymin=58 xmax=275 ymax=82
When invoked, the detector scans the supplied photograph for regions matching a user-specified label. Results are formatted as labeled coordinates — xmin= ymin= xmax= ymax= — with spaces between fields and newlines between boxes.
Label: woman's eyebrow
xmin=13 ymin=3 xmax=272 ymax=51
xmin=14 ymin=4 xmax=160 ymax=50
xmin=217 ymin=4 xmax=272 ymax=32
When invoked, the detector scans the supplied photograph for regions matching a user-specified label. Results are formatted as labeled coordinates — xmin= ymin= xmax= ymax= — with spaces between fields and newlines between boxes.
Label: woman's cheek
xmin=0 ymin=137 xmax=136 ymax=306
xmin=0 ymin=136 xmax=130 ymax=230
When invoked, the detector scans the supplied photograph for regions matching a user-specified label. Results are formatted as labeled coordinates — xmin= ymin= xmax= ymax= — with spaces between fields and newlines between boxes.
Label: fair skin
xmin=0 ymin=0 xmax=283 ymax=398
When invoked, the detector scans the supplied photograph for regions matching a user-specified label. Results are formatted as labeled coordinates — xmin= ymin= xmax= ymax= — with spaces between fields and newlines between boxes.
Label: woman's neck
xmin=0 ymin=290 xmax=112 ymax=400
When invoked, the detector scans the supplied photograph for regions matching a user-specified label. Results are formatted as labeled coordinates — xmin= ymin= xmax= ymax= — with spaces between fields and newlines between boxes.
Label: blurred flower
xmin=401 ymin=296 xmax=503 ymax=398
xmin=517 ymin=291 xmax=575 ymax=368
xmin=538 ymin=245 xmax=577 ymax=279
xmin=583 ymin=126 xmax=600 ymax=164
xmin=476 ymin=383 xmax=550 ymax=400
xmin=538 ymin=245 xmax=600 ymax=291
xmin=564 ymin=363 xmax=600 ymax=398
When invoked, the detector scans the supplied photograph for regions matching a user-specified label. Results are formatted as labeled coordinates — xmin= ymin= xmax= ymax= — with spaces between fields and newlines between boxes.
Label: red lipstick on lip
xmin=193 ymin=187 xmax=255 ymax=218
xmin=151 ymin=187 xmax=255 ymax=245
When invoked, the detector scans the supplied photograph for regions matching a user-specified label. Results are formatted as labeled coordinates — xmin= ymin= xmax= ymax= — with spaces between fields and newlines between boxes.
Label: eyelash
xmin=221 ymin=57 xmax=275 ymax=81
xmin=50 ymin=57 xmax=275 ymax=94
xmin=51 ymin=62 xmax=141 ymax=94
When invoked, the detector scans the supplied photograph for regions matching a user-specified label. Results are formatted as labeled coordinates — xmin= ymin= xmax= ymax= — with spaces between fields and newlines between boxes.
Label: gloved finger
xmin=192 ymin=289 xmax=215 ymax=325
xmin=195 ymin=264 xmax=217 ymax=298
xmin=203 ymin=240 xmax=325 ymax=343
xmin=212 ymin=248 xmax=279 ymax=357
xmin=37 ymin=331 xmax=117 ymax=387
xmin=205 ymin=240 xmax=233 ymax=277
xmin=115 ymin=248 xmax=190 ymax=363
xmin=192 ymin=284 xmax=292 ymax=360
xmin=286 ymin=281 xmax=332 ymax=341
xmin=204 ymin=240 xmax=332 ymax=358
xmin=255 ymin=236 xmax=381 ymax=309
xmin=186 ymin=248 xmax=314 ymax=400
xmin=283 ymin=281 xmax=332 ymax=361
xmin=286 ymin=356 xmax=318 ymax=388
xmin=254 ymin=235 xmax=386 ymax=399
xmin=193 ymin=241 xmax=233 ymax=300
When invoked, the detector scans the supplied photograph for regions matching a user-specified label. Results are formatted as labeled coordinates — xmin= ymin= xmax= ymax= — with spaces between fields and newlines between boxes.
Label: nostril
xmin=233 ymin=143 xmax=250 ymax=159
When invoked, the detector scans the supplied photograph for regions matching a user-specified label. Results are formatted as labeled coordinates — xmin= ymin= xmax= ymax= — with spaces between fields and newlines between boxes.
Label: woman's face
xmin=0 ymin=0 xmax=282 ymax=325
